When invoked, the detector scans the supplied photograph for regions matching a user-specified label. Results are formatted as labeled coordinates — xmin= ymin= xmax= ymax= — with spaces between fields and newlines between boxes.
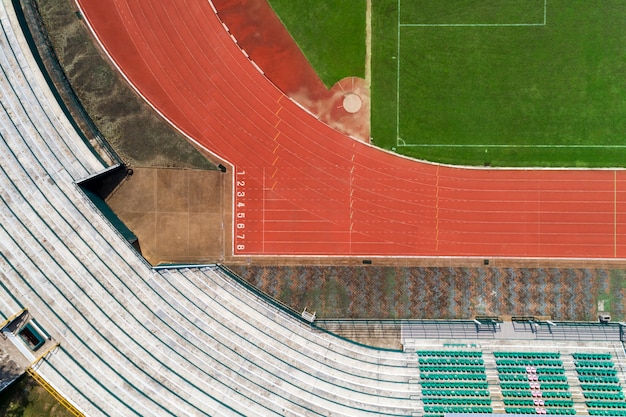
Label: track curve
xmin=76 ymin=0 xmax=626 ymax=259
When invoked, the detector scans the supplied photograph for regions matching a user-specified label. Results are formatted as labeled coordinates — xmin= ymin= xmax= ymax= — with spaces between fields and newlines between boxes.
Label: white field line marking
xmin=397 ymin=143 xmax=626 ymax=148
xmin=396 ymin=0 xmax=401 ymax=146
xmin=400 ymin=23 xmax=544 ymax=27
xmin=366 ymin=0 xmax=372 ymax=87
xmin=399 ymin=0 xmax=547 ymax=27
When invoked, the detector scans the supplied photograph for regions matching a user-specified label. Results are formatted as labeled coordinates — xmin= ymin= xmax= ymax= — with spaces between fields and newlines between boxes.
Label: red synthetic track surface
xmin=76 ymin=0 xmax=626 ymax=259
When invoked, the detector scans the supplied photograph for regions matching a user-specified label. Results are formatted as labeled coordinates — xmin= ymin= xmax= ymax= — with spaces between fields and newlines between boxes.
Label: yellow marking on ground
xmin=27 ymin=368 xmax=85 ymax=417
xmin=273 ymin=132 xmax=280 ymax=141
xmin=31 ymin=342 xmax=60 ymax=367
xmin=272 ymin=156 xmax=279 ymax=166
xmin=273 ymin=144 xmax=279 ymax=153
xmin=0 ymin=307 xmax=27 ymax=330
xmin=271 ymin=181 xmax=277 ymax=190
xmin=271 ymin=169 xmax=278 ymax=178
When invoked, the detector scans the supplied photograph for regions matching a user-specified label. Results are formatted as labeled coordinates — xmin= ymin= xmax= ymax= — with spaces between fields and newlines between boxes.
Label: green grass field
xmin=266 ymin=0 xmax=365 ymax=88
xmin=373 ymin=0 xmax=626 ymax=166
xmin=268 ymin=0 xmax=626 ymax=167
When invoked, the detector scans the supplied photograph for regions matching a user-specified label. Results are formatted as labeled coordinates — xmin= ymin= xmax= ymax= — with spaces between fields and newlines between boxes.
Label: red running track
xmin=76 ymin=0 xmax=626 ymax=259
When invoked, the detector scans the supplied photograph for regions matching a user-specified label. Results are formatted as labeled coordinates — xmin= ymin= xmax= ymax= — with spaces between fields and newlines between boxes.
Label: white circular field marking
xmin=342 ymin=93 xmax=362 ymax=113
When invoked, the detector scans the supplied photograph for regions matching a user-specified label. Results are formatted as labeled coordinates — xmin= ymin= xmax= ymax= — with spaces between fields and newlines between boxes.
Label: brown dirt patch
xmin=213 ymin=0 xmax=370 ymax=142
xmin=107 ymin=168 xmax=226 ymax=264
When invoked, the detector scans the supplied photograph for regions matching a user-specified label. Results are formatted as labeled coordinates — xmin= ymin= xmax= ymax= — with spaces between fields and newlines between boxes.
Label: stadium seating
xmin=497 ymin=351 xmax=577 ymax=415
xmin=575 ymin=352 xmax=626 ymax=416
xmin=417 ymin=349 xmax=491 ymax=416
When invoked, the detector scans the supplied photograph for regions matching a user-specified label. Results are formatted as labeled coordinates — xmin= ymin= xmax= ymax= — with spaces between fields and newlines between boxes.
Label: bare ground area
xmin=32 ymin=0 xmax=216 ymax=169
xmin=106 ymin=168 xmax=227 ymax=265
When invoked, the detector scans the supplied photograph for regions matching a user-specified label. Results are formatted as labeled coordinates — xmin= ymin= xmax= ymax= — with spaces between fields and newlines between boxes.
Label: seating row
xmin=573 ymin=353 xmax=612 ymax=361
xmin=589 ymin=410 xmax=626 ymax=416
xmin=421 ymin=389 xmax=489 ymax=397
xmin=497 ymin=366 xmax=564 ymax=375
xmin=418 ymin=358 xmax=483 ymax=366
xmin=583 ymin=391 xmax=625 ymax=400
xmin=504 ymin=398 xmax=573 ymax=407
xmin=579 ymin=376 xmax=620 ymax=384
xmin=587 ymin=401 xmax=626 ymax=409
xmin=505 ymin=407 xmax=576 ymax=415
xmin=423 ymin=406 xmax=492 ymax=413
xmin=421 ymin=381 xmax=488 ymax=389
xmin=577 ymin=368 xmax=617 ymax=377
xmin=502 ymin=390 xmax=571 ymax=398
xmin=501 ymin=382 xmax=570 ymax=391
xmin=421 ymin=373 xmax=486 ymax=381
xmin=417 ymin=350 xmax=482 ymax=358
xmin=581 ymin=384 xmax=623 ymax=392
xmin=496 ymin=359 xmax=563 ymax=367
xmin=422 ymin=397 xmax=490 ymax=405
xmin=575 ymin=360 xmax=615 ymax=368
xmin=494 ymin=352 xmax=560 ymax=359
xmin=420 ymin=365 xmax=485 ymax=373
xmin=499 ymin=374 xmax=567 ymax=382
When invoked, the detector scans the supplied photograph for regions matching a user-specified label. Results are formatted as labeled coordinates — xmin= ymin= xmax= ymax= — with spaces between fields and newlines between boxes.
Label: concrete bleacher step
xmin=563 ymin=352 xmax=590 ymax=415
xmin=483 ymin=350 xmax=505 ymax=412
xmin=173 ymin=270 xmax=414 ymax=406
xmin=191 ymin=268 xmax=412 ymax=371
xmin=0 ymin=4 xmax=103 ymax=176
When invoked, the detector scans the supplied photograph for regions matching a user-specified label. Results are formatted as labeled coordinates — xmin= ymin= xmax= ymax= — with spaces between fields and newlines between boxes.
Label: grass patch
xmin=373 ymin=0 xmax=626 ymax=167
xmin=267 ymin=0 xmax=366 ymax=88
xmin=0 ymin=374 xmax=73 ymax=417
xmin=608 ymin=270 xmax=626 ymax=321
